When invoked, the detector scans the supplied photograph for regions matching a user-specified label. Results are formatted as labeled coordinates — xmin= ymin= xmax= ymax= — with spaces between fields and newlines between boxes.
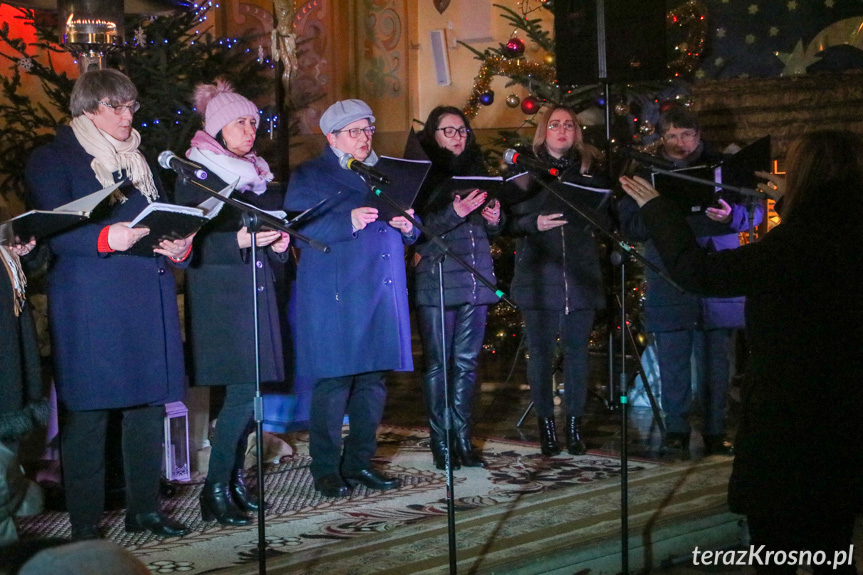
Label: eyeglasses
xmin=547 ymin=121 xmax=576 ymax=132
xmin=663 ymin=130 xmax=699 ymax=144
xmin=436 ymin=126 xmax=470 ymax=138
xmin=333 ymin=126 xmax=376 ymax=138
xmin=98 ymin=101 xmax=140 ymax=115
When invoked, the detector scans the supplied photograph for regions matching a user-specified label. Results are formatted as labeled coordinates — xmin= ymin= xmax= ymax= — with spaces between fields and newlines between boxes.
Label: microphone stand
xmin=181 ymin=176 xmax=330 ymax=575
xmin=515 ymin=166 xmax=680 ymax=575
xmin=363 ymin=177 xmax=516 ymax=575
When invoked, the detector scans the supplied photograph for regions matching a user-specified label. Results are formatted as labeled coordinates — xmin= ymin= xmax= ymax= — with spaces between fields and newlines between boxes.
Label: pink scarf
xmin=187 ymin=131 xmax=273 ymax=193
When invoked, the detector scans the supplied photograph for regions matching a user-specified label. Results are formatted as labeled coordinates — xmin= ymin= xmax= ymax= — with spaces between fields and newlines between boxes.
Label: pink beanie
xmin=194 ymin=79 xmax=259 ymax=137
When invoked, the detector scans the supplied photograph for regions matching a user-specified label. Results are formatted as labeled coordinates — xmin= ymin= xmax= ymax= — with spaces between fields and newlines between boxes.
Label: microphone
xmin=338 ymin=154 xmax=392 ymax=186
xmin=158 ymin=150 xmax=210 ymax=181
xmin=619 ymin=148 xmax=676 ymax=171
xmin=503 ymin=149 xmax=560 ymax=177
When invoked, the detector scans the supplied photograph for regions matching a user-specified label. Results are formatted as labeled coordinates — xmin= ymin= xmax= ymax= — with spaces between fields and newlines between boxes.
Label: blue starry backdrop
xmin=697 ymin=0 xmax=863 ymax=78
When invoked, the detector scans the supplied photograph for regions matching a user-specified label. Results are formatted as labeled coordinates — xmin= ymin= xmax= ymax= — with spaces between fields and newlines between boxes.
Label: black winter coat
xmin=640 ymin=194 xmax=863 ymax=519
xmin=507 ymin=153 xmax=610 ymax=312
xmin=0 ymin=247 xmax=49 ymax=440
xmin=413 ymin=141 xmax=501 ymax=307
xmin=174 ymin=174 xmax=288 ymax=387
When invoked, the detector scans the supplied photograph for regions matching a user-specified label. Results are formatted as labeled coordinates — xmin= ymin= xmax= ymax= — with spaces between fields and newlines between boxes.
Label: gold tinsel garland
xmin=463 ymin=56 xmax=557 ymax=119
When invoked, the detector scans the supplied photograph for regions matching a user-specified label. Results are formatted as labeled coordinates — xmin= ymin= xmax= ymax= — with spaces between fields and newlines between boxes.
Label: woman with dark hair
xmin=414 ymin=106 xmax=502 ymax=469
xmin=175 ymin=80 xmax=290 ymax=525
xmin=620 ymin=130 xmax=863 ymax=575
xmin=25 ymin=68 xmax=191 ymax=540
xmin=507 ymin=105 xmax=609 ymax=456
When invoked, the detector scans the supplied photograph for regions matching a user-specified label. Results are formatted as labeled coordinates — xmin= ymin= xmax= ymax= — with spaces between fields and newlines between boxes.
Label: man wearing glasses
xmin=283 ymin=100 xmax=417 ymax=498
xmin=618 ymin=105 xmax=762 ymax=461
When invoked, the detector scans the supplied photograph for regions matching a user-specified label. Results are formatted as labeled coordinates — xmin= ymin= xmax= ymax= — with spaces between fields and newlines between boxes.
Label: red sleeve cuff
xmin=170 ymin=245 xmax=193 ymax=263
xmin=97 ymin=226 xmax=115 ymax=253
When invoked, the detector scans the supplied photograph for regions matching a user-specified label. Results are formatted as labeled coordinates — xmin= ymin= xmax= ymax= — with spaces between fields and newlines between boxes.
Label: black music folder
xmin=720 ymin=135 xmax=771 ymax=191
xmin=365 ymin=156 xmax=432 ymax=221
xmin=0 ymin=180 xmax=124 ymax=246
xmin=651 ymin=164 xmax=723 ymax=214
xmin=543 ymin=179 xmax=612 ymax=212
xmin=446 ymin=172 xmax=532 ymax=206
xmin=125 ymin=179 xmax=236 ymax=256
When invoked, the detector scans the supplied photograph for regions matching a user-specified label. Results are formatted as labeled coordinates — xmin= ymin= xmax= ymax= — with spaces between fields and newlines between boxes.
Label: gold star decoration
xmin=787 ymin=1 xmax=797 ymax=11
xmin=748 ymin=4 xmax=759 ymax=15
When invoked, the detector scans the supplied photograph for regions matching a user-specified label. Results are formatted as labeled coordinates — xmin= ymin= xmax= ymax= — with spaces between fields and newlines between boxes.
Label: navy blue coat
xmin=175 ymin=174 xmax=287 ymax=387
xmin=25 ymin=126 xmax=186 ymax=411
xmin=283 ymin=149 xmax=416 ymax=379
xmin=617 ymin=145 xmax=763 ymax=331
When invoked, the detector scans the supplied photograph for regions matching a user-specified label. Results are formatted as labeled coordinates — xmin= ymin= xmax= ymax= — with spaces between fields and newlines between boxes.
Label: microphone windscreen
xmin=157 ymin=150 xmax=175 ymax=170
xmin=338 ymin=154 xmax=353 ymax=170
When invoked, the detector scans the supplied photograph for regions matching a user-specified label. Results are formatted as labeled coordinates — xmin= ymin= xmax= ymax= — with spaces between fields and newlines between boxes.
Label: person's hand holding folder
xmin=453 ymin=189 xmax=487 ymax=218
xmin=107 ymin=222 xmax=150 ymax=251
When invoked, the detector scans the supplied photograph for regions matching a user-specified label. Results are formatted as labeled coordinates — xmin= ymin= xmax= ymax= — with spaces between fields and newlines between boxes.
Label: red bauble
xmin=505 ymin=37 xmax=526 ymax=57
xmin=521 ymin=95 xmax=540 ymax=115
xmin=659 ymin=100 xmax=677 ymax=113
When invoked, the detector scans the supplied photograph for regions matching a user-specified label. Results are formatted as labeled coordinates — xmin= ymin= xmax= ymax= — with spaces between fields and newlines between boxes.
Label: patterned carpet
xmin=16 ymin=425 xmax=683 ymax=574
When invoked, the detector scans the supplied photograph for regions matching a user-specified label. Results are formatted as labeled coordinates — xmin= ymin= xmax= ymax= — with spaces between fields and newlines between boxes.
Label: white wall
xmin=413 ymin=1 xmax=554 ymax=130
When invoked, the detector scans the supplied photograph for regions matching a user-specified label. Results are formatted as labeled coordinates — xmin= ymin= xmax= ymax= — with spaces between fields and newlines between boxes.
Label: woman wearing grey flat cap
xmin=283 ymin=99 xmax=417 ymax=498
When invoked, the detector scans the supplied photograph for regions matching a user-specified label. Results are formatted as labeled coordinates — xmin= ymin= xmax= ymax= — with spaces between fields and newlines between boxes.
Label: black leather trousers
xmin=417 ymin=304 xmax=488 ymax=452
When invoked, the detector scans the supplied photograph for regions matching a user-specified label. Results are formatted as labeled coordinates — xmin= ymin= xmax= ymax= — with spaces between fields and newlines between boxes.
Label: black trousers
xmin=309 ymin=371 xmax=386 ymax=480
xmin=746 ymin=513 xmax=858 ymax=575
xmin=61 ymin=405 xmax=163 ymax=529
xmin=522 ymin=308 xmax=595 ymax=419
xmin=206 ymin=383 xmax=255 ymax=484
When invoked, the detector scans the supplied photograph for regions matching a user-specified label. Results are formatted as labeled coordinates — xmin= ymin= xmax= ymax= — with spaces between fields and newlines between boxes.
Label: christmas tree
xmin=463 ymin=1 xmax=709 ymax=356
xmin=462 ymin=1 xmax=708 ymax=155
xmin=0 ymin=4 xmax=276 ymax=204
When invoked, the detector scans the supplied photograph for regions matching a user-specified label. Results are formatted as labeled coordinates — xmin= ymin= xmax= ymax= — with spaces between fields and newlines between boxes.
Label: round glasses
xmin=98 ymin=101 xmax=141 ymax=115
xmin=333 ymin=126 xmax=376 ymax=139
xmin=547 ymin=121 xmax=576 ymax=132
xmin=436 ymin=126 xmax=470 ymax=138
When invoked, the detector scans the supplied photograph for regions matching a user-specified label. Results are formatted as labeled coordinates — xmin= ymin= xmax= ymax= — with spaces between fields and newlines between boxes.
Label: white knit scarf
xmin=70 ymin=115 xmax=159 ymax=203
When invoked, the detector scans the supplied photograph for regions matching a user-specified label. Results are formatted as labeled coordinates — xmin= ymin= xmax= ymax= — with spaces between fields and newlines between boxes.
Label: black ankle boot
xmin=537 ymin=416 xmax=561 ymax=456
xmin=430 ymin=435 xmax=461 ymax=471
xmin=565 ymin=415 xmax=587 ymax=455
xmin=200 ymin=481 xmax=253 ymax=526
xmin=455 ymin=435 xmax=485 ymax=467
xmin=230 ymin=467 xmax=267 ymax=512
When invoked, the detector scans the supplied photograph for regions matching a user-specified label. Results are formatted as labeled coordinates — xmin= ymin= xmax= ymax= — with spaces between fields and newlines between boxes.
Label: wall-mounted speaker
xmin=555 ymin=0 xmax=667 ymax=85
xmin=429 ymin=29 xmax=452 ymax=86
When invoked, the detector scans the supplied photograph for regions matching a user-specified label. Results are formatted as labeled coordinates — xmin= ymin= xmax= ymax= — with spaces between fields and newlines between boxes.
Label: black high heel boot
xmin=565 ymin=415 xmax=587 ymax=455
xmin=430 ymin=432 xmax=461 ymax=471
xmin=455 ymin=434 xmax=485 ymax=467
xmin=537 ymin=416 xmax=561 ymax=456
xmin=230 ymin=467 xmax=267 ymax=512
xmin=200 ymin=481 xmax=253 ymax=526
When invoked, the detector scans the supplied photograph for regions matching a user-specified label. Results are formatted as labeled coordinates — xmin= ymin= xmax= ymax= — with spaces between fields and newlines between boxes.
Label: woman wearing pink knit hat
xmin=175 ymin=79 xmax=290 ymax=526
